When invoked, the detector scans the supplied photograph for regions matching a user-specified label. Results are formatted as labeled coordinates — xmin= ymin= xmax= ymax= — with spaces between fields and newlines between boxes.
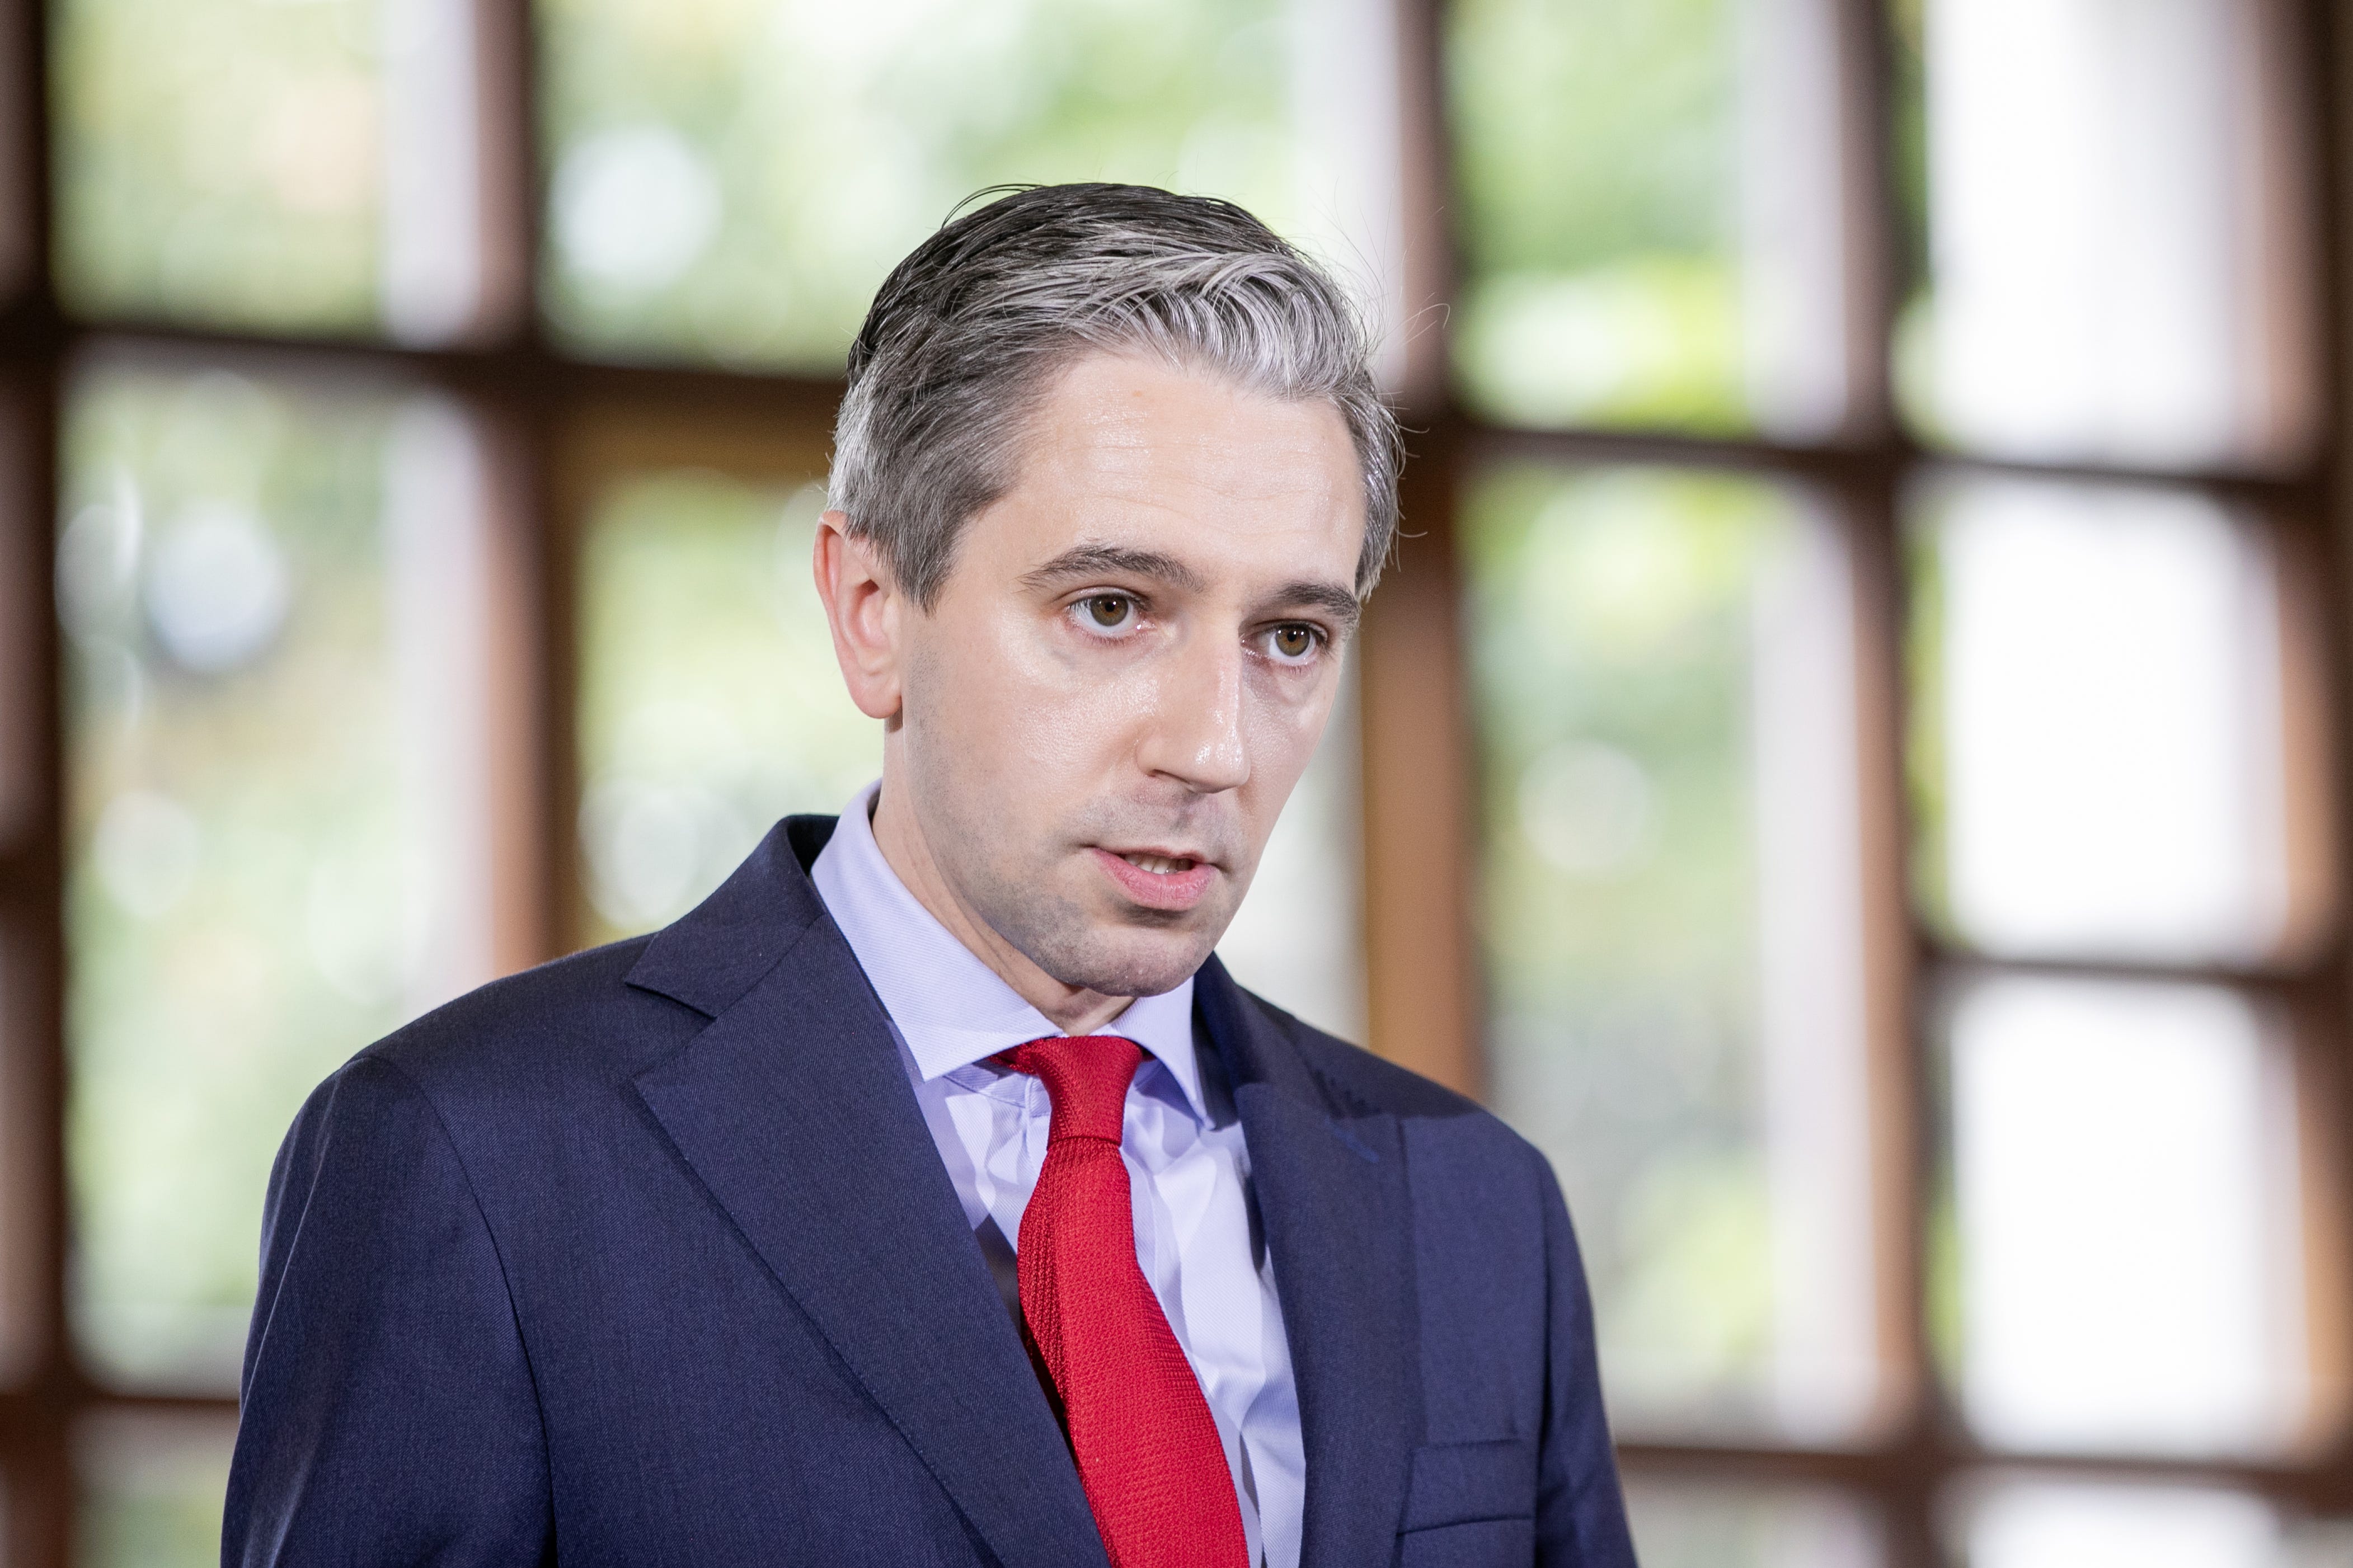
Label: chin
xmin=1039 ymin=925 xmax=1217 ymax=1000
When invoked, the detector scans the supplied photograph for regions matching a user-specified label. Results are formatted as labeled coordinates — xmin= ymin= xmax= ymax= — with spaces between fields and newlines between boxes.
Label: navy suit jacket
xmin=225 ymin=815 xmax=1637 ymax=1566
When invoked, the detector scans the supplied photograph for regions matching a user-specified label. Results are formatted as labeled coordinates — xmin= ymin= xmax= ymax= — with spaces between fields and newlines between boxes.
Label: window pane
xmin=77 ymin=1411 xmax=236 ymax=1568
xmin=51 ymin=0 xmax=485 ymax=338
xmin=1910 ymin=476 xmax=2294 ymax=964
xmin=1899 ymin=0 xmax=2314 ymax=467
xmin=537 ymin=0 xmax=1399 ymax=372
xmin=1467 ymin=463 xmax=1879 ymax=1439
xmin=63 ymin=364 xmax=503 ymax=1389
xmin=1943 ymin=977 xmax=2305 ymax=1454
xmin=575 ymin=470 xmax=880 ymax=941
xmin=1627 ymin=1479 xmax=1881 ymax=1568
xmin=1448 ymin=0 xmax=1860 ymax=435
xmin=1956 ymin=1479 xmax=2288 ymax=1568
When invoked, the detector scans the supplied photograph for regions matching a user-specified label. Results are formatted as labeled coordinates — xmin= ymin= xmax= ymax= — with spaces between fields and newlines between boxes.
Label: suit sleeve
xmin=223 ymin=1053 xmax=552 ymax=1566
xmin=1533 ymin=1157 xmax=1639 ymax=1567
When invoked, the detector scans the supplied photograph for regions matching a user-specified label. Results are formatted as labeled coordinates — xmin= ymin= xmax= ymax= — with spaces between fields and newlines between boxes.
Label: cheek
xmin=1237 ymin=666 xmax=1337 ymax=803
xmin=997 ymin=625 xmax=1171 ymax=776
xmin=910 ymin=613 xmax=1161 ymax=790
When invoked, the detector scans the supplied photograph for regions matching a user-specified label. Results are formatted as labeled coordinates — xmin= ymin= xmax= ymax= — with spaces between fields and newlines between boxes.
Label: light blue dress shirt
xmin=811 ymin=782 xmax=1304 ymax=1568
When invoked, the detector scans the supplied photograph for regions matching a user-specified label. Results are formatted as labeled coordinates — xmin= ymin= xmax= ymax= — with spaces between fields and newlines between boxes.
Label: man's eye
xmin=1270 ymin=624 xmax=1318 ymax=661
xmin=1083 ymin=594 xmax=1134 ymax=629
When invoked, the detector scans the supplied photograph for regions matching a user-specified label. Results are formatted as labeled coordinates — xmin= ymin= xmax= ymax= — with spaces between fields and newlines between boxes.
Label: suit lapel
xmin=627 ymin=819 xmax=1105 ymax=1567
xmin=1199 ymin=960 xmax=1420 ymax=1568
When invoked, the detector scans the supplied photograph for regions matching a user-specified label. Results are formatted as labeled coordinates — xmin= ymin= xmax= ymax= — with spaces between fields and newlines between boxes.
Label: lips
xmin=1088 ymin=846 xmax=1218 ymax=912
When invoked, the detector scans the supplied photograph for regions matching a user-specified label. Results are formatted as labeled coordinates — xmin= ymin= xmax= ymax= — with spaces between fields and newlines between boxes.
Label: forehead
xmin=980 ymin=352 xmax=1366 ymax=577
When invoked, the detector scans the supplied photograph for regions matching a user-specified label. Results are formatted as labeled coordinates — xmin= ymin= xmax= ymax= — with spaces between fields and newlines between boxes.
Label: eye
xmin=1080 ymin=594 xmax=1136 ymax=631
xmin=1268 ymin=624 xmax=1320 ymax=663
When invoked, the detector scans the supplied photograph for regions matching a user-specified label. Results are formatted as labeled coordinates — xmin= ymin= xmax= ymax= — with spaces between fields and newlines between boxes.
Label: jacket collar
xmin=626 ymin=818 xmax=1420 ymax=1568
xmin=1196 ymin=957 xmax=1422 ymax=1568
xmin=621 ymin=814 xmax=839 ymax=1021
xmin=626 ymin=817 xmax=1108 ymax=1566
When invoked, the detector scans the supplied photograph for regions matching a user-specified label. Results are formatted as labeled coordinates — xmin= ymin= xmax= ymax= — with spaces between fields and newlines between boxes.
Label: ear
xmin=812 ymin=511 xmax=905 ymax=721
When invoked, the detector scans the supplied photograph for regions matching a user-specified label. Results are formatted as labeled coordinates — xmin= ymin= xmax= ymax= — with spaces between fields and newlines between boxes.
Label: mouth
xmin=1088 ymin=846 xmax=1219 ymax=912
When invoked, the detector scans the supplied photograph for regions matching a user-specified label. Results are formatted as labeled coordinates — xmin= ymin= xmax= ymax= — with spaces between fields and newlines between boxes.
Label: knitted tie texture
xmin=1008 ymin=1034 xmax=1250 ymax=1568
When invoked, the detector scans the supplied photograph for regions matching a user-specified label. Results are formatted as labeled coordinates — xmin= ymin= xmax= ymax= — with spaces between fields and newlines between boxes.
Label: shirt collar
xmin=809 ymin=780 xmax=1206 ymax=1119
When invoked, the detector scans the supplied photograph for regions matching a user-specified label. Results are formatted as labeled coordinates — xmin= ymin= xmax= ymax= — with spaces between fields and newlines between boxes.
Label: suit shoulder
xmin=358 ymin=934 xmax=691 ymax=1101
xmin=1238 ymin=991 xmax=1560 ymax=1204
xmin=1233 ymin=986 xmax=1502 ymax=1128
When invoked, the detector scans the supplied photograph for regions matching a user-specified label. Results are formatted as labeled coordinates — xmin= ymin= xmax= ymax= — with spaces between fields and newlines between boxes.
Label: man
xmin=226 ymin=184 xmax=1636 ymax=1567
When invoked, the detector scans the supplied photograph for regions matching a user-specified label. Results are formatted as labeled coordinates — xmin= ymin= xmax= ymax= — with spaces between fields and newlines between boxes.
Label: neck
xmin=867 ymin=775 xmax=1134 ymax=1035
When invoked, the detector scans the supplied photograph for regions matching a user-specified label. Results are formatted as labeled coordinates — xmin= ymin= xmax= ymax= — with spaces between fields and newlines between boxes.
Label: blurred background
xmin=0 ymin=0 xmax=2347 ymax=1564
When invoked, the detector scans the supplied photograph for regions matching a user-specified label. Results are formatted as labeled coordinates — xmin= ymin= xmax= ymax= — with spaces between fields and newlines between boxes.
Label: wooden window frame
xmin=0 ymin=1 xmax=2346 ymax=1564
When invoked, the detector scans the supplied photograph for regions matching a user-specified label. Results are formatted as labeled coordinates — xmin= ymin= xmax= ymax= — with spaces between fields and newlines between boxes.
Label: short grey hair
xmin=829 ymin=183 xmax=1401 ymax=609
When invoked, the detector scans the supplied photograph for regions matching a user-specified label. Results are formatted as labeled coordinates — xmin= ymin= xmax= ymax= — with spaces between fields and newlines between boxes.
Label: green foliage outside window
xmin=537 ymin=0 xmax=1299 ymax=369
xmin=575 ymin=471 xmax=881 ymax=941
xmin=51 ymin=0 xmax=384 ymax=333
xmin=62 ymin=369 xmax=407 ymax=1391
xmin=1448 ymin=0 xmax=1746 ymax=432
xmin=1466 ymin=462 xmax=1793 ymax=1428
xmin=76 ymin=1416 xmax=237 ymax=1568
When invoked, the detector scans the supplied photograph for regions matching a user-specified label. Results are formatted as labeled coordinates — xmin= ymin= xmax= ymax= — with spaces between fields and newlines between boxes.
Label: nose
xmin=1135 ymin=629 xmax=1250 ymax=795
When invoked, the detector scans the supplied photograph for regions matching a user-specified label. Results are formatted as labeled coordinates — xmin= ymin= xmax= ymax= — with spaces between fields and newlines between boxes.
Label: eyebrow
xmin=1020 ymin=544 xmax=1207 ymax=595
xmin=1021 ymin=543 xmax=1362 ymax=633
xmin=1271 ymin=580 xmax=1364 ymax=635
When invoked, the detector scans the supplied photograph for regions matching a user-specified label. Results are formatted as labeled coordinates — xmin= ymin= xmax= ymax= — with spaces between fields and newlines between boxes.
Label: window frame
xmin=0 ymin=1 xmax=2343 ymax=1564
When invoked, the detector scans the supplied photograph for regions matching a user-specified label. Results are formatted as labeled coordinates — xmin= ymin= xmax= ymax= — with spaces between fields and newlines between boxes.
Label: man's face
xmin=876 ymin=352 xmax=1365 ymax=1002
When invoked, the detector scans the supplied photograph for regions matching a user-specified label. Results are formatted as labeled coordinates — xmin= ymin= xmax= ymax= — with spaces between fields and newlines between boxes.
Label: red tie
xmin=1007 ymin=1035 xmax=1250 ymax=1568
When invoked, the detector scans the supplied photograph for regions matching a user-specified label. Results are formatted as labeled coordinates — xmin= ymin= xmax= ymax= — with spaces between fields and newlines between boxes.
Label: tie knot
xmin=1008 ymin=1034 xmax=1143 ymax=1144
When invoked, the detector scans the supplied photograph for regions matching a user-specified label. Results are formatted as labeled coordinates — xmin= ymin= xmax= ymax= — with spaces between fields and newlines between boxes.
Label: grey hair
xmin=829 ymin=183 xmax=1401 ymax=609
